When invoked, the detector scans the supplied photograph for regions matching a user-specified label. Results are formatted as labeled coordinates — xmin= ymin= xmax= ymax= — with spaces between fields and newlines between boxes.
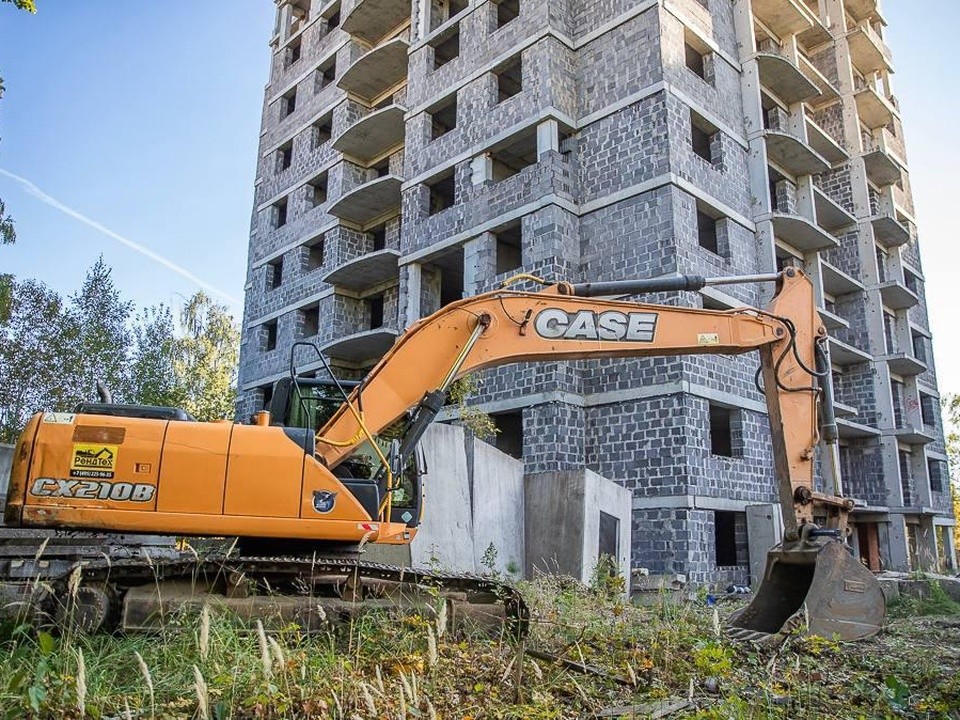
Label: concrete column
xmin=279 ymin=2 xmax=294 ymax=40
xmin=416 ymin=0 xmax=431 ymax=41
xmin=536 ymin=119 xmax=559 ymax=159
xmin=733 ymin=1 xmax=776 ymax=288
xmin=746 ymin=503 xmax=784 ymax=588
xmin=886 ymin=514 xmax=910 ymax=571
xmin=404 ymin=262 xmax=422 ymax=328
xmin=463 ymin=232 xmax=496 ymax=296
xmin=470 ymin=154 xmax=493 ymax=185
xmin=826 ymin=0 xmax=907 ymax=540
xmin=795 ymin=176 xmax=816 ymax=221
xmin=916 ymin=517 xmax=938 ymax=571
xmin=786 ymin=103 xmax=808 ymax=141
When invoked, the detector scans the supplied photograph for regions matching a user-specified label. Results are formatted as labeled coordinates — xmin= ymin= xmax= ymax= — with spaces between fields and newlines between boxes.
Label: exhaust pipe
xmin=96 ymin=381 xmax=113 ymax=404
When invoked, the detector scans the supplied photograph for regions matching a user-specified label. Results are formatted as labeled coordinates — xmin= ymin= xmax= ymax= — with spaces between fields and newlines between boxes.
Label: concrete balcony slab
xmin=834 ymin=401 xmax=859 ymax=419
xmin=798 ymin=16 xmax=831 ymax=49
xmin=818 ymin=306 xmax=850 ymax=331
xmin=863 ymin=148 xmax=901 ymax=186
xmin=764 ymin=130 xmax=831 ymax=177
xmin=806 ymin=118 xmax=848 ymax=165
xmin=881 ymin=353 xmax=927 ymax=377
xmin=871 ymin=214 xmax=910 ymax=248
xmin=328 ymin=175 xmax=403 ymax=224
xmin=829 ymin=336 xmax=872 ymax=366
xmin=845 ymin=0 xmax=882 ymax=22
xmin=342 ymin=0 xmax=411 ymax=45
xmin=337 ymin=37 xmax=409 ymax=103
xmin=821 ymin=260 xmax=863 ymax=296
xmin=838 ymin=417 xmax=881 ymax=439
xmin=332 ymin=104 xmax=406 ymax=164
xmin=855 ymin=86 xmax=896 ymax=129
xmin=814 ymin=187 xmax=856 ymax=232
xmin=771 ymin=212 xmax=839 ymax=252
xmin=752 ymin=0 xmax=816 ymax=38
xmin=877 ymin=280 xmax=918 ymax=310
xmin=799 ymin=55 xmax=840 ymax=105
xmin=322 ymin=248 xmax=401 ymax=291
xmin=322 ymin=327 xmax=398 ymax=363
xmin=847 ymin=25 xmax=892 ymax=75
xmin=756 ymin=52 xmax=820 ymax=104
xmin=891 ymin=425 xmax=936 ymax=446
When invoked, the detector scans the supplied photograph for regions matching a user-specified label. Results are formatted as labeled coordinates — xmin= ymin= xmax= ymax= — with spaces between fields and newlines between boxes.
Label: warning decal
xmin=70 ymin=443 xmax=118 ymax=479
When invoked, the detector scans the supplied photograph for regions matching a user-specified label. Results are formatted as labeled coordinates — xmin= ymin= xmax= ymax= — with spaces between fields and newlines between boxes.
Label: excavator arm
xmin=318 ymin=268 xmax=835 ymax=537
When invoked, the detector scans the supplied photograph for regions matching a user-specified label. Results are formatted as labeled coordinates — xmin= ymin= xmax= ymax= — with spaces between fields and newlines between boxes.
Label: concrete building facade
xmin=239 ymin=0 xmax=956 ymax=584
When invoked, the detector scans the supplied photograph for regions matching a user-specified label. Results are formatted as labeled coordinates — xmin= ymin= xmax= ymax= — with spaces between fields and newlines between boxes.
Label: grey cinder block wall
xmin=238 ymin=0 xmax=956 ymax=583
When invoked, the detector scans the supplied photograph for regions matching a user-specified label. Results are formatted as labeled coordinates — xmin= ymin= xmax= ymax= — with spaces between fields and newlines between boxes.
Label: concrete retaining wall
xmin=406 ymin=425 xmax=631 ymax=587
xmin=407 ymin=423 xmax=525 ymax=576
xmin=470 ymin=432 xmax=525 ymax=575
xmin=525 ymin=468 xmax=632 ymax=588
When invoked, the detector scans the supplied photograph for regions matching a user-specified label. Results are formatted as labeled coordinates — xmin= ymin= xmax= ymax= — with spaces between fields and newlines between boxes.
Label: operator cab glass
xmin=269 ymin=375 xmax=423 ymax=528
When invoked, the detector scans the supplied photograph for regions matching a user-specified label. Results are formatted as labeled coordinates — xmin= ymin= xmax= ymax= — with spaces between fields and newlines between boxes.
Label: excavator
xmin=1 ymin=267 xmax=885 ymax=641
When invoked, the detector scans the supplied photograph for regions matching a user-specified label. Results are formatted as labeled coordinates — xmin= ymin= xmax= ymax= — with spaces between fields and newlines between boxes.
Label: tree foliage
xmin=0 ymin=0 xmax=38 ymax=318
xmin=171 ymin=293 xmax=240 ymax=421
xmin=1 ymin=0 xmax=36 ymax=13
xmin=0 ymin=198 xmax=15 ymax=246
xmin=129 ymin=305 xmax=179 ymax=408
xmin=942 ymin=393 xmax=960 ymax=555
xmin=61 ymin=258 xmax=133 ymax=403
xmin=0 ymin=280 xmax=71 ymax=439
xmin=0 ymin=260 xmax=241 ymax=442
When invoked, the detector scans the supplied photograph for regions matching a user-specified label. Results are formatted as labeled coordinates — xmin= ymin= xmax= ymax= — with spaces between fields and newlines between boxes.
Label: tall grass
xmin=0 ymin=575 xmax=956 ymax=718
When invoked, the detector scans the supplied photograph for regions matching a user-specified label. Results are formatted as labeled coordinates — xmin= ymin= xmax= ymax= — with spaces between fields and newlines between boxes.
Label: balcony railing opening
xmin=430 ymin=93 xmax=458 ymax=140
xmin=494 ymin=221 xmax=523 ymax=274
xmin=489 ymin=129 xmax=537 ymax=182
xmin=427 ymin=169 xmax=456 ymax=216
xmin=431 ymin=24 xmax=460 ymax=69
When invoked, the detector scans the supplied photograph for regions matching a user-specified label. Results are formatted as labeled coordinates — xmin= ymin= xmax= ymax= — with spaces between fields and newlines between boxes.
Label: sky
xmin=0 ymin=1 xmax=274 ymax=317
xmin=0 ymin=1 xmax=959 ymax=395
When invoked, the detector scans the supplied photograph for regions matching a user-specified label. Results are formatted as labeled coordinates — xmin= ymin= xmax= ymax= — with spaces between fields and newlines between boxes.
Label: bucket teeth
xmin=724 ymin=627 xmax=777 ymax=644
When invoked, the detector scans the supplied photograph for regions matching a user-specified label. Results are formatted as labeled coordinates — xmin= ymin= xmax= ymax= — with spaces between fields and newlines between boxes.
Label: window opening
xmin=264 ymin=320 xmax=278 ymax=351
xmin=495 ymin=55 xmax=523 ymax=103
xmin=492 ymin=410 xmax=523 ymax=458
xmin=428 ymin=170 xmax=456 ymax=215
xmin=709 ymin=403 xmax=735 ymax=457
xmin=267 ymin=257 xmax=283 ymax=290
xmin=494 ymin=222 xmax=522 ymax=274
xmin=369 ymin=295 xmax=385 ymax=329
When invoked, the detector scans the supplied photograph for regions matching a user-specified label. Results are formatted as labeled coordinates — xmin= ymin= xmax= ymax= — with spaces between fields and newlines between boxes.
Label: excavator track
xmin=0 ymin=532 xmax=529 ymax=638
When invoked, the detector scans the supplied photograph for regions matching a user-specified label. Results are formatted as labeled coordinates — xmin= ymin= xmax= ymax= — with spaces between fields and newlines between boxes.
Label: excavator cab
xmin=268 ymin=376 xmax=359 ymax=432
xmin=269 ymin=372 xmax=424 ymax=529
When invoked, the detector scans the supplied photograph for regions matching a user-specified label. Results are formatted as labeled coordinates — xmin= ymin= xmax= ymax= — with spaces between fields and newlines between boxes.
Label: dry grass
xmin=0 ymin=575 xmax=956 ymax=718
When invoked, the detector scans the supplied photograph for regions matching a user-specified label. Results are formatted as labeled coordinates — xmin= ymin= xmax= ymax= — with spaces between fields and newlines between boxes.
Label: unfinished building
xmin=238 ymin=0 xmax=956 ymax=583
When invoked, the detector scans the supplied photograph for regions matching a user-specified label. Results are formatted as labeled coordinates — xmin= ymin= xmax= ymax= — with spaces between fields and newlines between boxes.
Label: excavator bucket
xmin=727 ymin=540 xmax=885 ymax=643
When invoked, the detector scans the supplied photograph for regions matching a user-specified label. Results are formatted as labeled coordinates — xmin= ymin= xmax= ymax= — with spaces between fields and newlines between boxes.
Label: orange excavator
xmin=2 ymin=268 xmax=885 ymax=640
